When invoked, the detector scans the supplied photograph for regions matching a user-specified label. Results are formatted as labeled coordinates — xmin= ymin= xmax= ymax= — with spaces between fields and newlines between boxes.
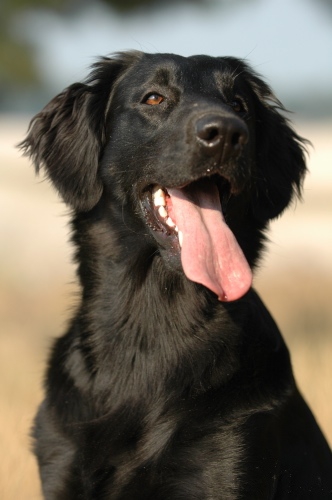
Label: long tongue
xmin=167 ymin=180 xmax=252 ymax=301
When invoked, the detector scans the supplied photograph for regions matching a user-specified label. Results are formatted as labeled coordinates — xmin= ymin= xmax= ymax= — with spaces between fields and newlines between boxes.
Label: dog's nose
xmin=195 ymin=114 xmax=248 ymax=161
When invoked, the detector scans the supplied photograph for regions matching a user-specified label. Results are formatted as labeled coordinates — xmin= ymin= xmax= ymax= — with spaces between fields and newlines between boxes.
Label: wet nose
xmin=195 ymin=114 xmax=248 ymax=161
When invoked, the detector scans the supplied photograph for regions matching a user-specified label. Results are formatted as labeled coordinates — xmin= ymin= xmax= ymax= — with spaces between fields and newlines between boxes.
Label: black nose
xmin=195 ymin=114 xmax=248 ymax=161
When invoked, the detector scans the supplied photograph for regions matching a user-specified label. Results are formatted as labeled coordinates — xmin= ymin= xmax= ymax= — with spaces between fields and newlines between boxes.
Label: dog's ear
xmin=20 ymin=53 xmax=139 ymax=211
xmin=241 ymin=64 xmax=308 ymax=221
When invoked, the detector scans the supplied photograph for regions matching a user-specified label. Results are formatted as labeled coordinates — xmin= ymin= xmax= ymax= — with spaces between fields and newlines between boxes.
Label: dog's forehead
xmin=120 ymin=53 xmax=238 ymax=92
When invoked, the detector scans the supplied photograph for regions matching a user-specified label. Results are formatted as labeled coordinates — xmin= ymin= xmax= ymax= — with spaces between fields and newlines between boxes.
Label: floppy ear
xmin=243 ymin=66 xmax=308 ymax=221
xmin=20 ymin=52 xmax=139 ymax=211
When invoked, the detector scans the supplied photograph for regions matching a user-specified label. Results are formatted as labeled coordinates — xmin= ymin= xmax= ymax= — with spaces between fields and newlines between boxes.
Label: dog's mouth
xmin=140 ymin=176 xmax=252 ymax=302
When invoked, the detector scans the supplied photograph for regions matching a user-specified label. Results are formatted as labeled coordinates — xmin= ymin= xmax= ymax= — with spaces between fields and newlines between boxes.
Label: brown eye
xmin=230 ymin=99 xmax=245 ymax=113
xmin=144 ymin=93 xmax=164 ymax=105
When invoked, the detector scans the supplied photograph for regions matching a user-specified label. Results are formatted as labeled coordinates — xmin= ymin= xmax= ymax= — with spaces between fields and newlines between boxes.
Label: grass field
xmin=1 ymin=116 xmax=331 ymax=499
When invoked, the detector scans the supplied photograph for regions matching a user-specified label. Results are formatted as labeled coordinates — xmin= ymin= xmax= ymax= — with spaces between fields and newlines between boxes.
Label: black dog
xmin=21 ymin=51 xmax=332 ymax=499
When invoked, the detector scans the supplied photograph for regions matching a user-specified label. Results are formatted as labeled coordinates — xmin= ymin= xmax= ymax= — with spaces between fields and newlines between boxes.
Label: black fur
xmin=21 ymin=51 xmax=332 ymax=499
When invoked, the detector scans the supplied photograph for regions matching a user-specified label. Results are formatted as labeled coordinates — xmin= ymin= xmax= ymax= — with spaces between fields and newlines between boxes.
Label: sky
xmin=14 ymin=0 xmax=332 ymax=114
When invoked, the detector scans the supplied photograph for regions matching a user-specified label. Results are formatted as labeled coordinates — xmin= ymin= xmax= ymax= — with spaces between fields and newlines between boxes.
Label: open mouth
xmin=141 ymin=185 xmax=181 ymax=241
xmin=141 ymin=175 xmax=231 ymax=239
xmin=140 ymin=175 xmax=252 ymax=302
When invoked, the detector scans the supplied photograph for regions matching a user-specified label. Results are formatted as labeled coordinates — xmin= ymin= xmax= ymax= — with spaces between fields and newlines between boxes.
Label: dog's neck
xmin=71 ymin=212 xmax=247 ymax=405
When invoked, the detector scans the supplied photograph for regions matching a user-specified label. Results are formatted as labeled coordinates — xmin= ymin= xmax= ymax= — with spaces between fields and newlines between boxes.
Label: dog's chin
xmin=158 ymin=246 xmax=183 ymax=274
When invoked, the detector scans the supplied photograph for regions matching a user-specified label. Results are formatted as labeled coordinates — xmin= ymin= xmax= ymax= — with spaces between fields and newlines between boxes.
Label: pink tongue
xmin=167 ymin=181 xmax=252 ymax=301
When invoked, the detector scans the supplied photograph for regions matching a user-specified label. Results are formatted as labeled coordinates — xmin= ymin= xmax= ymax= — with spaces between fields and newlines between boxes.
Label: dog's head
xmin=21 ymin=51 xmax=307 ymax=301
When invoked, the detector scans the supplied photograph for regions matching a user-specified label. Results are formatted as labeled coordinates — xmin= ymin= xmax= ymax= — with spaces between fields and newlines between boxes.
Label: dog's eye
xmin=143 ymin=93 xmax=164 ymax=106
xmin=230 ymin=99 xmax=245 ymax=113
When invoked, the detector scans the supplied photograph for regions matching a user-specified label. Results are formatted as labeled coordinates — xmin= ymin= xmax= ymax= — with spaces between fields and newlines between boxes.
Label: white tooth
xmin=152 ymin=187 xmax=163 ymax=195
xmin=178 ymin=230 xmax=183 ymax=247
xmin=158 ymin=206 xmax=168 ymax=218
xmin=174 ymin=226 xmax=179 ymax=233
xmin=153 ymin=196 xmax=166 ymax=207
xmin=166 ymin=217 xmax=175 ymax=228
xmin=152 ymin=188 xmax=166 ymax=206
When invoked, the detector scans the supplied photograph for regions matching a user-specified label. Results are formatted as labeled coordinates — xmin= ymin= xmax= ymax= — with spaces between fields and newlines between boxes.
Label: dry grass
xmin=255 ymin=269 xmax=332 ymax=446
xmin=0 ymin=281 xmax=77 ymax=500
xmin=1 ymin=117 xmax=331 ymax=499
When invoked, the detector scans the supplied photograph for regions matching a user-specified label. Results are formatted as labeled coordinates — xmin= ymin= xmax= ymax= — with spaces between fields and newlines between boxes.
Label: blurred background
xmin=1 ymin=0 xmax=331 ymax=497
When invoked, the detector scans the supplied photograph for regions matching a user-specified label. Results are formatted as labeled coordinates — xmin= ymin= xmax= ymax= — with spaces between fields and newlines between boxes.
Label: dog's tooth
xmin=152 ymin=188 xmax=166 ymax=207
xmin=154 ymin=196 xmax=166 ymax=207
xmin=165 ymin=217 xmax=175 ymax=228
xmin=178 ymin=230 xmax=183 ymax=247
xmin=158 ymin=206 xmax=167 ymax=218
xmin=174 ymin=226 xmax=179 ymax=233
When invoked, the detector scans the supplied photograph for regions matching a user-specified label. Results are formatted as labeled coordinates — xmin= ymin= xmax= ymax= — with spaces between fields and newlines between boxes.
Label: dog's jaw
xmin=141 ymin=186 xmax=180 ymax=238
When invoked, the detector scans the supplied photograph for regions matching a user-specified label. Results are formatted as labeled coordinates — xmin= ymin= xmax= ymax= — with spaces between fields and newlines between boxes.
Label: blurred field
xmin=1 ymin=115 xmax=331 ymax=499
